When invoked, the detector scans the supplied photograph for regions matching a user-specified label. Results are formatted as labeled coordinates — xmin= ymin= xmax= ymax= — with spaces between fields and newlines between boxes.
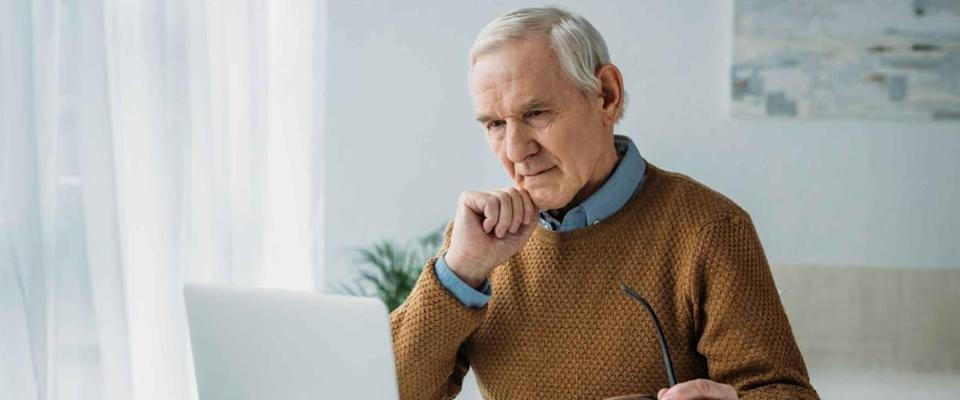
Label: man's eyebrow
xmin=475 ymin=98 xmax=553 ymax=123
xmin=519 ymin=98 xmax=551 ymax=112
xmin=475 ymin=114 xmax=496 ymax=123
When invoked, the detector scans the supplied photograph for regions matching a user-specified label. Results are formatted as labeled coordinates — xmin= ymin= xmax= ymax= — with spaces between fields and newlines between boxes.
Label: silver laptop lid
xmin=184 ymin=284 xmax=399 ymax=400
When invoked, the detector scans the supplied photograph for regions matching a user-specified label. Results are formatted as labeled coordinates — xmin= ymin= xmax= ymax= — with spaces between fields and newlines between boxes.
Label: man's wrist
xmin=444 ymin=251 xmax=487 ymax=289
xmin=434 ymin=256 xmax=491 ymax=308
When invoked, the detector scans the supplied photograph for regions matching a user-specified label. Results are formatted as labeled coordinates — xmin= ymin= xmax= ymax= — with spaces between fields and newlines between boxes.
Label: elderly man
xmin=390 ymin=7 xmax=817 ymax=400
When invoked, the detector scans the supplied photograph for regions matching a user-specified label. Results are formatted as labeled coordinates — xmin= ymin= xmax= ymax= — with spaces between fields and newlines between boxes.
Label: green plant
xmin=341 ymin=225 xmax=445 ymax=311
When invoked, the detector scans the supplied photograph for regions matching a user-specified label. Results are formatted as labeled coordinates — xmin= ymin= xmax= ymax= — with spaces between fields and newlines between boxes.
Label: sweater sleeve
xmin=691 ymin=215 xmax=819 ymax=400
xmin=389 ymin=223 xmax=486 ymax=400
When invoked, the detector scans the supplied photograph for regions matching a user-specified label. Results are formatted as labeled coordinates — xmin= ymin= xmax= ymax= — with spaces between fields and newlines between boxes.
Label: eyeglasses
xmin=620 ymin=283 xmax=678 ymax=387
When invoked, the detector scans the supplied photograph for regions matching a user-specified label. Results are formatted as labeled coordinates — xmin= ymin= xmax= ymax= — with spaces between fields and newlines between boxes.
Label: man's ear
xmin=596 ymin=64 xmax=624 ymax=126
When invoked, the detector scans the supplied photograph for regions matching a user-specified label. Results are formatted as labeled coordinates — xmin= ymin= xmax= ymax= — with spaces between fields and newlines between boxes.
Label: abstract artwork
xmin=732 ymin=0 xmax=960 ymax=120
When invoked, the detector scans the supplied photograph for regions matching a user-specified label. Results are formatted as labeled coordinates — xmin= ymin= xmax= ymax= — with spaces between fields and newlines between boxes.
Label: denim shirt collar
xmin=539 ymin=135 xmax=647 ymax=232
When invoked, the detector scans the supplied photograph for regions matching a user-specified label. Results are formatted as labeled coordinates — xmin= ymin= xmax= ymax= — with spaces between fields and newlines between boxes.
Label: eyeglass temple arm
xmin=620 ymin=283 xmax=678 ymax=387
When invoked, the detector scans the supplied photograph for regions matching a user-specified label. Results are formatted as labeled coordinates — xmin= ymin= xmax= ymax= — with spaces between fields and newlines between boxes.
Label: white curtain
xmin=0 ymin=0 xmax=326 ymax=399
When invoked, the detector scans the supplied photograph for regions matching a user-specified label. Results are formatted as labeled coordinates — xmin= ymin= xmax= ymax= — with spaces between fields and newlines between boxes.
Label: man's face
xmin=470 ymin=36 xmax=611 ymax=211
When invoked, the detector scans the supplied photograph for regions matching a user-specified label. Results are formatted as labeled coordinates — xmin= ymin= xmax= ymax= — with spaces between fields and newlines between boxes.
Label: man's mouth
xmin=522 ymin=166 xmax=556 ymax=178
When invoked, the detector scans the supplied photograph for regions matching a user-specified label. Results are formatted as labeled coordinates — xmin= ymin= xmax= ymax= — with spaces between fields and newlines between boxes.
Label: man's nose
xmin=505 ymin=122 xmax=537 ymax=163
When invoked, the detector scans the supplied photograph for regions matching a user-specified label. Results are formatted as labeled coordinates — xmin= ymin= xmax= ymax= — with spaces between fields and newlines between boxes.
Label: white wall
xmin=323 ymin=0 xmax=960 ymax=291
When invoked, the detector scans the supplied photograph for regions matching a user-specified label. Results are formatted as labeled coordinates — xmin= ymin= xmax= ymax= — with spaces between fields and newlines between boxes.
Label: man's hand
xmin=657 ymin=379 xmax=738 ymax=400
xmin=445 ymin=187 xmax=538 ymax=288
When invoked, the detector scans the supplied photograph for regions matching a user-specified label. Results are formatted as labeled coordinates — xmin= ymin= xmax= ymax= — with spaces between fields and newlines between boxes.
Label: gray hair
xmin=470 ymin=6 xmax=625 ymax=120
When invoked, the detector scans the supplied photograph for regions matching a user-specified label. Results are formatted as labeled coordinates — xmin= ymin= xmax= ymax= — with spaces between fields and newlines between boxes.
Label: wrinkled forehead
xmin=470 ymin=39 xmax=569 ymax=114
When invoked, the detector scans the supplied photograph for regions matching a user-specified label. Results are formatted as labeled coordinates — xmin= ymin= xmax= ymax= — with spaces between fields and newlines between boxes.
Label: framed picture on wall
xmin=731 ymin=0 xmax=960 ymax=120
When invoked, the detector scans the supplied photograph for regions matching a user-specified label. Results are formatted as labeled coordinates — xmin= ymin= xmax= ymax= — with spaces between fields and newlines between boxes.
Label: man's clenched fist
xmin=444 ymin=187 xmax=538 ymax=288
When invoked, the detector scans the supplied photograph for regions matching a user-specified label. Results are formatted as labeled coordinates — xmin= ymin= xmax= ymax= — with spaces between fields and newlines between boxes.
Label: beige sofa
xmin=772 ymin=265 xmax=960 ymax=399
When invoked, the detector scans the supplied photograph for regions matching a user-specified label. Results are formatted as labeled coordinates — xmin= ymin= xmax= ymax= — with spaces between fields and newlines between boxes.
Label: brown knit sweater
xmin=390 ymin=164 xmax=817 ymax=399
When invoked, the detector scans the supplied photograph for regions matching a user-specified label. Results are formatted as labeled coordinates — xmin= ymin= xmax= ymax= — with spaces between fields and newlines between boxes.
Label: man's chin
xmin=527 ymin=191 xmax=572 ymax=212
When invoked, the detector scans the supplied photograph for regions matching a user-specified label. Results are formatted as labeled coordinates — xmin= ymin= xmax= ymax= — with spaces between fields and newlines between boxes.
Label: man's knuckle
xmin=693 ymin=379 xmax=714 ymax=395
xmin=724 ymin=383 xmax=737 ymax=397
xmin=465 ymin=191 xmax=484 ymax=202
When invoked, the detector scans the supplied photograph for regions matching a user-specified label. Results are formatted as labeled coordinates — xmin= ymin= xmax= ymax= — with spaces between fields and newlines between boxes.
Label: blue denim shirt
xmin=435 ymin=135 xmax=647 ymax=308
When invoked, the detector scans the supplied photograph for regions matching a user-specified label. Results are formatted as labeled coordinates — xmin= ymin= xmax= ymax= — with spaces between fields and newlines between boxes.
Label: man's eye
xmin=524 ymin=110 xmax=547 ymax=119
xmin=486 ymin=120 xmax=505 ymax=129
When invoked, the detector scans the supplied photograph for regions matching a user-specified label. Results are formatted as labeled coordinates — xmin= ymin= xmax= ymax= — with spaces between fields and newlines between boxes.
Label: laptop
xmin=183 ymin=284 xmax=400 ymax=400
